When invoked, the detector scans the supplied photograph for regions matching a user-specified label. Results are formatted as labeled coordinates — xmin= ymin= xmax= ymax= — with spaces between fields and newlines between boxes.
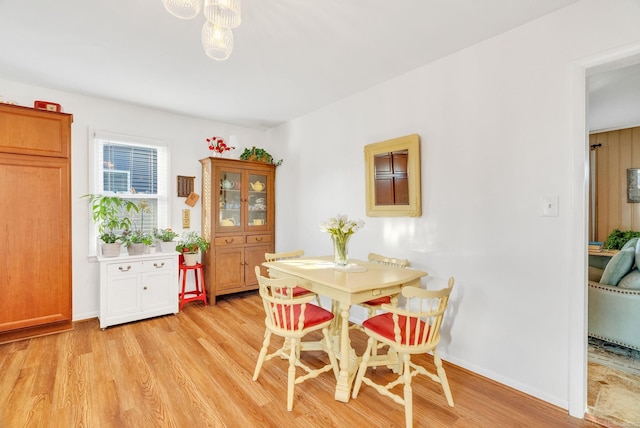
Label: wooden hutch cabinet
xmin=200 ymin=157 xmax=275 ymax=304
xmin=0 ymin=104 xmax=73 ymax=343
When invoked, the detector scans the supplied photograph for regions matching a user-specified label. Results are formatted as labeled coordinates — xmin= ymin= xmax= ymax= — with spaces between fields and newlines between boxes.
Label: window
xmin=89 ymin=130 xmax=169 ymax=255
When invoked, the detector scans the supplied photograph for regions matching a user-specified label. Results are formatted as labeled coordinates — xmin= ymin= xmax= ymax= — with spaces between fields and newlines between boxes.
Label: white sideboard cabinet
xmin=98 ymin=253 xmax=179 ymax=329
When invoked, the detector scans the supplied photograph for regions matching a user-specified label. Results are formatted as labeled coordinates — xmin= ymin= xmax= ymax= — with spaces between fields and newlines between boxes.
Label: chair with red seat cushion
xmin=265 ymin=250 xmax=321 ymax=306
xmin=252 ymin=266 xmax=339 ymax=411
xmin=352 ymin=278 xmax=455 ymax=428
xmin=359 ymin=252 xmax=409 ymax=315
xmin=351 ymin=253 xmax=411 ymax=343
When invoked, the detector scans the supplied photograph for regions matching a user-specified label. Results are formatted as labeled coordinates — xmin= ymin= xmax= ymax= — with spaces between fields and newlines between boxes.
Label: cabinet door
xmin=246 ymin=170 xmax=272 ymax=230
xmin=245 ymin=244 xmax=271 ymax=288
xmin=215 ymin=247 xmax=244 ymax=292
xmin=0 ymin=105 xmax=71 ymax=158
xmin=216 ymin=166 xmax=243 ymax=233
xmin=105 ymin=272 xmax=142 ymax=319
xmin=142 ymin=270 xmax=174 ymax=311
xmin=0 ymin=154 xmax=72 ymax=333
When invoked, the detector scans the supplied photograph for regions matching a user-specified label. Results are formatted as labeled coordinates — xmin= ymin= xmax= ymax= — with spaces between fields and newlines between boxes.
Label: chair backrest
xmin=265 ymin=249 xmax=304 ymax=262
xmin=368 ymin=252 xmax=409 ymax=268
xmin=382 ymin=277 xmax=454 ymax=350
xmin=255 ymin=266 xmax=316 ymax=335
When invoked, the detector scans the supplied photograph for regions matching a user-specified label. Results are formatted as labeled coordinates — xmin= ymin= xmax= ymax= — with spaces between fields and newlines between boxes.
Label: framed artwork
xmin=177 ymin=175 xmax=195 ymax=197
xmin=628 ymin=168 xmax=640 ymax=203
xmin=364 ymin=134 xmax=421 ymax=217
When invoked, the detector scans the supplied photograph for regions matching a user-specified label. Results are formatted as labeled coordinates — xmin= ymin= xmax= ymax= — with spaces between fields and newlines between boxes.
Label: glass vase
xmin=332 ymin=235 xmax=350 ymax=267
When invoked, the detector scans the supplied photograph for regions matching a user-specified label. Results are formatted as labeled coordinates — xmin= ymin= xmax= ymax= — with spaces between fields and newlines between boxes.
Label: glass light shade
xmin=162 ymin=0 xmax=202 ymax=20
xmin=201 ymin=22 xmax=234 ymax=60
xmin=204 ymin=0 xmax=241 ymax=28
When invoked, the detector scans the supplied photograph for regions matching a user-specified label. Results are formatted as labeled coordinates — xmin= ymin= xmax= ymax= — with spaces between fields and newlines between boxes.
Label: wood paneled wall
xmin=590 ymin=126 xmax=640 ymax=242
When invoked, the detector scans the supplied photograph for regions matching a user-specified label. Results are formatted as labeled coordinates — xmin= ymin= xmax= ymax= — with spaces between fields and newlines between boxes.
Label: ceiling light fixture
xmin=202 ymin=22 xmax=234 ymax=61
xmin=162 ymin=0 xmax=241 ymax=61
xmin=162 ymin=0 xmax=201 ymax=20
xmin=204 ymin=0 xmax=241 ymax=28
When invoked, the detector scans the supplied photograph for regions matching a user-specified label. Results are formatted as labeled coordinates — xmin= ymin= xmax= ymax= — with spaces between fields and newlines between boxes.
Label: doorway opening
xmin=579 ymin=52 xmax=640 ymax=426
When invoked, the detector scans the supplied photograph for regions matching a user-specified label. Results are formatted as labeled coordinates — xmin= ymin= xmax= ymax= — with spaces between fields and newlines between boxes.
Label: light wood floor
xmin=1 ymin=291 xmax=599 ymax=428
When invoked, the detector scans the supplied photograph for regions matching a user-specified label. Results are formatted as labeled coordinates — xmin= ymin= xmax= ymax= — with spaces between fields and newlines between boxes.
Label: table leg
xmin=335 ymin=301 xmax=354 ymax=402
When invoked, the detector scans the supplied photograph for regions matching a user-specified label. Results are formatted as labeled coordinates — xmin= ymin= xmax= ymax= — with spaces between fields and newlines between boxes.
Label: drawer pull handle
xmin=225 ymin=238 xmax=234 ymax=244
xmin=119 ymin=265 xmax=132 ymax=272
xmin=143 ymin=286 xmax=148 ymax=290
xmin=255 ymin=237 xmax=263 ymax=241
xmin=154 ymin=262 xmax=165 ymax=268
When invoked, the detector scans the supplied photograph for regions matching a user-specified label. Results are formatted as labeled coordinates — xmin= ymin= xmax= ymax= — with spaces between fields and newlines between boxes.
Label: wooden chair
xmin=352 ymin=278 xmax=455 ymax=428
xmin=360 ymin=253 xmax=409 ymax=316
xmin=265 ymin=250 xmax=320 ymax=306
xmin=351 ymin=253 xmax=410 ymax=336
xmin=252 ymin=266 xmax=339 ymax=411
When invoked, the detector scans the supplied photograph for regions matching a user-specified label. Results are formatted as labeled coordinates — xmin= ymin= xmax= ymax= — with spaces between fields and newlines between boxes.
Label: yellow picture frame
xmin=364 ymin=134 xmax=421 ymax=217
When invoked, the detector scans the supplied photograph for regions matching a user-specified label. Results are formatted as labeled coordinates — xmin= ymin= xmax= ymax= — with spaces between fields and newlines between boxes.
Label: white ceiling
xmin=589 ymin=62 xmax=640 ymax=132
xmin=0 ymin=0 xmax=580 ymax=129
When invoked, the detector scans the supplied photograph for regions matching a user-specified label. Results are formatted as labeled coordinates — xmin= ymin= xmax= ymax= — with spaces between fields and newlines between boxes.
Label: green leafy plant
xmin=154 ymin=228 xmax=179 ymax=242
xmin=83 ymin=194 xmax=140 ymax=243
xmin=603 ymin=229 xmax=640 ymax=250
xmin=121 ymin=230 xmax=153 ymax=246
xmin=239 ymin=146 xmax=283 ymax=166
xmin=175 ymin=231 xmax=210 ymax=254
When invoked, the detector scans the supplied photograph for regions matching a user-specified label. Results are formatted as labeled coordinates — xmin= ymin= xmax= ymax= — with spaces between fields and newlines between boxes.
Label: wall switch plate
xmin=542 ymin=195 xmax=559 ymax=217
xmin=182 ymin=209 xmax=190 ymax=228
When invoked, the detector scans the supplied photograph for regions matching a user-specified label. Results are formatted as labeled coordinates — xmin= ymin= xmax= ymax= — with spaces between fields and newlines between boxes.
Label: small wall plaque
xmin=185 ymin=192 xmax=199 ymax=207
xmin=177 ymin=175 xmax=195 ymax=197
xmin=182 ymin=209 xmax=191 ymax=229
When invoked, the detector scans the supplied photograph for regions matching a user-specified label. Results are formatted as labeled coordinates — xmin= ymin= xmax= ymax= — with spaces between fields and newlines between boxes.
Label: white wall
xmin=0 ymin=78 xmax=265 ymax=320
xmin=270 ymin=0 xmax=640 ymax=413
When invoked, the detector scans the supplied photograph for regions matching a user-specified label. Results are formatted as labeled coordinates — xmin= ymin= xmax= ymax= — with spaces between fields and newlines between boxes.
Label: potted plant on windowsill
xmin=121 ymin=230 xmax=154 ymax=256
xmin=122 ymin=199 xmax=154 ymax=256
xmin=175 ymin=231 xmax=210 ymax=266
xmin=154 ymin=228 xmax=180 ymax=252
xmin=83 ymin=194 xmax=140 ymax=257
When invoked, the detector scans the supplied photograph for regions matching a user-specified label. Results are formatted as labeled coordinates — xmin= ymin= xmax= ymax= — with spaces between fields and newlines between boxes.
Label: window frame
xmin=88 ymin=129 xmax=170 ymax=257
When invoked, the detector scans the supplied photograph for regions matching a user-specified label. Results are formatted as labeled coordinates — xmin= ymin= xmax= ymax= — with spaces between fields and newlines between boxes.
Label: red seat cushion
xmin=363 ymin=295 xmax=391 ymax=306
xmin=362 ymin=312 xmax=430 ymax=346
xmin=272 ymin=303 xmax=334 ymax=330
xmin=292 ymin=285 xmax=313 ymax=297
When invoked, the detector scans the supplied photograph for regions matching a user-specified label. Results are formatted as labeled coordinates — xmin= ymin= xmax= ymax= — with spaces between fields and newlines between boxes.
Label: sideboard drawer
xmin=215 ymin=235 xmax=244 ymax=246
xmin=106 ymin=259 xmax=172 ymax=275
xmin=106 ymin=261 xmax=146 ymax=275
xmin=246 ymin=234 xmax=271 ymax=244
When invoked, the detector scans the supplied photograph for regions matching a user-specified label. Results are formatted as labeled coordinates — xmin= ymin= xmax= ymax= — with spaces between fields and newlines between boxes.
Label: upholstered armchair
xmin=588 ymin=238 xmax=640 ymax=351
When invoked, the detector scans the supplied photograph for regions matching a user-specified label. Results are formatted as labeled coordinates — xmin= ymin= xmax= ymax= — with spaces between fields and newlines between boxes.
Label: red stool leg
xmin=197 ymin=265 xmax=207 ymax=306
xmin=179 ymin=266 xmax=188 ymax=311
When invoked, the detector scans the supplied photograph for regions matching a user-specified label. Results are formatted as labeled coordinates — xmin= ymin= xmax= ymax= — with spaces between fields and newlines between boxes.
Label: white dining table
xmin=263 ymin=255 xmax=428 ymax=402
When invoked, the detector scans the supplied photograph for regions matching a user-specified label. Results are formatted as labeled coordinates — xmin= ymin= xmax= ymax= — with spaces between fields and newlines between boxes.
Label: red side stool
xmin=178 ymin=254 xmax=208 ymax=310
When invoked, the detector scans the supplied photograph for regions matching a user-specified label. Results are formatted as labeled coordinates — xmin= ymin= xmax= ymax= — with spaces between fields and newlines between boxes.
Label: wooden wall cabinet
xmin=0 ymin=104 xmax=73 ymax=343
xmin=200 ymin=157 xmax=275 ymax=304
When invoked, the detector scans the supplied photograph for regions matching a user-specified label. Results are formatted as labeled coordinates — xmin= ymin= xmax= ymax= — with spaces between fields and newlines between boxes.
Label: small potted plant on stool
xmin=175 ymin=231 xmax=210 ymax=266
